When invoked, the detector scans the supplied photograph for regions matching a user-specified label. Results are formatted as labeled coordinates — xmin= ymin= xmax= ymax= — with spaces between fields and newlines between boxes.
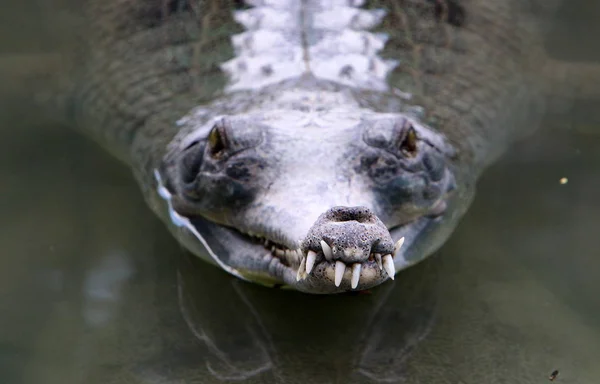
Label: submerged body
xmin=43 ymin=0 xmax=598 ymax=293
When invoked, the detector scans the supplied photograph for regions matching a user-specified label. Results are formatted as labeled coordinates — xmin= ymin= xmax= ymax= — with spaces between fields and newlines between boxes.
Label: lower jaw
xmin=289 ymin=261 xmax=389 ymax=294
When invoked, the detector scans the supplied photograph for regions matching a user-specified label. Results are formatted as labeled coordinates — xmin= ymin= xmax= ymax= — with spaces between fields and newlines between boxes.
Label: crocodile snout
xmin=299 ymin=206 xmax=402 ymax=289
xmin=305 ymin=206 xmax=393 ymax=263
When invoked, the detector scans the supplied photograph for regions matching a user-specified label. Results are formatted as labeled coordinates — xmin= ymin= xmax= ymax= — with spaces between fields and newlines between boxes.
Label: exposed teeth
xmin=393 ymin=237 xmax=405 ymax=257
xmin=382 ymin=254 xmax=395 ymax=279
xmin=334 ymin=261 xmax=346 ymax=287
xmin=297 ymin=257 xmax=306 ymax=281
xmin=374 ymin=253 xmax=383 ymax=270
xmin=306 ymin=250 xmax=317 ymax=274
xmin=320 ymin=240 xmax=333 ymax=261
xmin=351 ymin=263 xmax=361 ymax=289
xmin=275 ymin=249 xmax=285 ymax=257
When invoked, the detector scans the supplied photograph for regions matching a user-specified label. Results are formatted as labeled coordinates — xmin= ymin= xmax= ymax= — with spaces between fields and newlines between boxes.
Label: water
xmin=1 ymin=1 xmax=600 ymax=383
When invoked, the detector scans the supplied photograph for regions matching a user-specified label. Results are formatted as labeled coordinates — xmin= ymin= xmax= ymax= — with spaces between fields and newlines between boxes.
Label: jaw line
xmin=154 ymin=169 xmax=251 ymax=282
xmin=155 ymin=169 xmax=299 ymax=288
xmin=388 ymin=203 xmax=454 ymax=271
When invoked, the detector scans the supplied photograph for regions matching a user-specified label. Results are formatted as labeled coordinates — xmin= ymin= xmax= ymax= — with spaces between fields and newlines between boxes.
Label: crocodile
xmin=17 ymin=0 xmax=600 ymax=294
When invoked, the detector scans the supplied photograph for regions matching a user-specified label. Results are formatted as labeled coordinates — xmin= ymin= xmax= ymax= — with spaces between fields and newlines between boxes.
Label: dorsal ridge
xmin=220 ymin=0 xmax=398 ymax=93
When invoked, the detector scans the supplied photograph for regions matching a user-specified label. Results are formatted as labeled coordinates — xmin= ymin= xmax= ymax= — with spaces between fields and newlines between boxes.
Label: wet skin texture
xmin=37 ymin=0 xmax=600 ymax=293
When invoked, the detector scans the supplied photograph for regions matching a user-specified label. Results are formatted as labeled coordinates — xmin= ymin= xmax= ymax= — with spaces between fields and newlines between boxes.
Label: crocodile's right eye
xmin=207 ymin=124 xmax=228 ymax=159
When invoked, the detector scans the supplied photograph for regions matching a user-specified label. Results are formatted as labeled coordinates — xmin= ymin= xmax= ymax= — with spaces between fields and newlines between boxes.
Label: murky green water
xmin=1 ymin=1 xmax=600 ymax=383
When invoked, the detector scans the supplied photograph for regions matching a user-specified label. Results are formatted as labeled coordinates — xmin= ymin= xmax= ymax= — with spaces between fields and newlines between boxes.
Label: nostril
xmin=326 ymin=206 xmax=376 ymax=224
xmin=303 ymin=206 xmax=395 ymax=265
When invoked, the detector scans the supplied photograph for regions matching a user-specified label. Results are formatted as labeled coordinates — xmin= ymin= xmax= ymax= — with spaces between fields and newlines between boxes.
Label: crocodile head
xmin=154 ymin=100 xmax=457 ymax=294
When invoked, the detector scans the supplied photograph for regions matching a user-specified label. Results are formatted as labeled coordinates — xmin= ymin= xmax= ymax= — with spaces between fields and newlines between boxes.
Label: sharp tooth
xmin=393 ymin=237 xmax=405 ymax=257
xmin=382 ymin=254 xmax=395 ymax=280
xmin=306 ymin=250 xmax=317 ymax=274
xmin=271 ymin=245 xmax=276 ymax=252
xmin=334 ymin=261 xmax=346 ymax=287
xmin=374 ymin=253 xmax=383 ymax=270
xmin=275 ymin=249 xmax=285 ymax=257
xmin=351 ymin=263 xmax=361 ymax=289
xmin=264 ymin=239 xmax=269 ymax=246
xmin=320 ymin=240 xmax=333 ymax=261
xmin=297 ymin=258 xmax=306 ymax=281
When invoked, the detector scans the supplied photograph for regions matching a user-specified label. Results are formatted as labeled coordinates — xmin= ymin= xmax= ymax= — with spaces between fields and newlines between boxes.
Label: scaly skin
xmin=45 ymin=0 xmax=600 ymax=293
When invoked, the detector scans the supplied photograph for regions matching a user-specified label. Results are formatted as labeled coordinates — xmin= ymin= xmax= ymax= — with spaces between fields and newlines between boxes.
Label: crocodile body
xmin=50 ymin=0 xmax=597 ymax=293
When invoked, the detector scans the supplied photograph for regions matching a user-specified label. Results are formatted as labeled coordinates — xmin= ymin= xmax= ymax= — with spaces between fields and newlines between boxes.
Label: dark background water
xmin=1 ymin=1 xmax=599 ymax=383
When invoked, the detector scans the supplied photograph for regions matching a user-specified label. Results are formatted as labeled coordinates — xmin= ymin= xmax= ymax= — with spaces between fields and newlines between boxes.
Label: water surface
xmin=1 ymin=1 xmax=600 ymax=383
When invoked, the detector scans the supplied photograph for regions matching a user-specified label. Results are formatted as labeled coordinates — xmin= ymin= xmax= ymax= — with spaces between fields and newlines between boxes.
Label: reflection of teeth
xmin=297 ymin=257 xmax=306 ymax=281
xmin=351 ymin=263 xmax=361 ymax=289
xmin=393 ymin=237 xmax=405 ymax=257
xmin=306 ymin=250 xmax=317 ymax=274
xmin=334 ymin=261 xmax=346 ymax=287
xmin=321 ymin=240 xmax=333 ymax=261
xmin=374 ymin=253 xmax=383 ymax=270
xmin=382 ymin=254 xmax=395 ymax=279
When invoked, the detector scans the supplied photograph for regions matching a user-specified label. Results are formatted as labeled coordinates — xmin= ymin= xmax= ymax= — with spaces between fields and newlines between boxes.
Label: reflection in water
xmin=177 ymin=251 xmax=437 ymax=383
xmin=83 ymin=251 xmax=132 ymax=327
xmin=178 ymin=263 xmax=274 ymax=381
